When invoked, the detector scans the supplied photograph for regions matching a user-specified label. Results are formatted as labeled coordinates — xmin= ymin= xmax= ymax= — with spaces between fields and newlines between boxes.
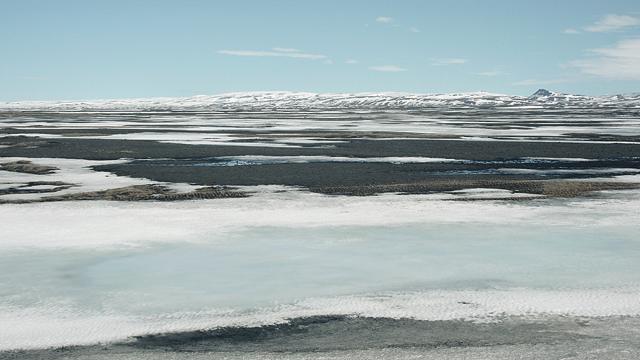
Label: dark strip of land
xmin=2 ymin=136 xmax=640 ymax=160
xmin=4 ymin=315 xmax=639 ymax=359
xmin=2 ymin=136 xmax=640 ymax=197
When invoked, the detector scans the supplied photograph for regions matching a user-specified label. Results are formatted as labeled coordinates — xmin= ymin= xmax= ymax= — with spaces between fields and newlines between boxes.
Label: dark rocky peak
xmin=529 ymin=89 xmax=553 ymax=98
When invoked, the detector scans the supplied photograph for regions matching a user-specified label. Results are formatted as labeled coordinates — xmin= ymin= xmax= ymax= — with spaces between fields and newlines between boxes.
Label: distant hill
xmin=2 ymin=90 xmax=640 ymax=111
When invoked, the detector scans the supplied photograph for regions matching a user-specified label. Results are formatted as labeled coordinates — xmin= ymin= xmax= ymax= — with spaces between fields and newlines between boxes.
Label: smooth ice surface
xmin=1 ymin=189 xmax=640 ymax=350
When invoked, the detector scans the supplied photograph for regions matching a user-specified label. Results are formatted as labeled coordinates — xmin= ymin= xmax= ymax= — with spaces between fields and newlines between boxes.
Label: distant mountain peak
xmin=529 ymin=89 xmax=553 ymax=98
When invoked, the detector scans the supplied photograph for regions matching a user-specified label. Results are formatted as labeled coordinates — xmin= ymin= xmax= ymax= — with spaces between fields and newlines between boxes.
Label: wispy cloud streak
xmin=569 ymin=38 xmax=640 ymax=80
xmin=584 ymin=14 xmax=640 ymax=32
xmin=218 ymin=48 xmax=327 ymax=60
xmin=369 ymin=65 xmax=407 ymax=72
xmin=431 ymin=58 xmax=467 ymax=66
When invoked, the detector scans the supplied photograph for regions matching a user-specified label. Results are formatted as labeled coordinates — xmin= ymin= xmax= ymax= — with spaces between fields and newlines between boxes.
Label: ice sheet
xmin=2 ymin=188 xmax=639 ymax=249
xmin=2 ymin=287 xmax=640 ymax=351
xmin=0 ymin=187 xmax=639 ymax=349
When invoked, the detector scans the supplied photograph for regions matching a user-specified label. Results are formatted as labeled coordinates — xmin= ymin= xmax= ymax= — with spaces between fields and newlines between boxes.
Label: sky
xmin=1 ymin=0 xmax=640 ymax=101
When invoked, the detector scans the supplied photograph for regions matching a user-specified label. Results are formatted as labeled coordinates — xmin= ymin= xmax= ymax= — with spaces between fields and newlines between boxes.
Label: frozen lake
xmin=1 ymin=107 xmax=640 ymax=358
xmin=1 ymin=190 xmax=640 ymax=350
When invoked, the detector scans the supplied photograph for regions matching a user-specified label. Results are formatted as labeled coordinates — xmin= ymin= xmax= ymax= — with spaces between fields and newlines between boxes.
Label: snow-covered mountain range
xmin=1 ymin=89 xmax=639 ymax=111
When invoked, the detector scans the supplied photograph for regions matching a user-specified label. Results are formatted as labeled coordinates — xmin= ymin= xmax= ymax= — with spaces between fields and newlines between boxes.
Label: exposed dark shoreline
xmin=4 ymin=315 xmax=640 ymax=359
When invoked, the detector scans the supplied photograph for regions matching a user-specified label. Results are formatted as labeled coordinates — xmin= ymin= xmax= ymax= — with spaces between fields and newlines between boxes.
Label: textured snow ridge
xmin=2 ymin=90 xmax=640 ymax=111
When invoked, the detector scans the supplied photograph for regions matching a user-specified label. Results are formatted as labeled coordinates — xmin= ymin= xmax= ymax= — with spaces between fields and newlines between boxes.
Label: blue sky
xmin=1 ymin=0 xmax=640 ymax=101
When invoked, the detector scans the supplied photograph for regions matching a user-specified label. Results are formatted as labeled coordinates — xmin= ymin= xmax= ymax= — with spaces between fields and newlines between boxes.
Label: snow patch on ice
xmin=2 ymin=287 xmax=640 ymax=350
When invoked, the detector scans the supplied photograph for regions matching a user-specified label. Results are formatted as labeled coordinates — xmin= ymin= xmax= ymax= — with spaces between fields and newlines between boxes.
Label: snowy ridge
xmin=2 ymin=89 xmax=640 ymax=111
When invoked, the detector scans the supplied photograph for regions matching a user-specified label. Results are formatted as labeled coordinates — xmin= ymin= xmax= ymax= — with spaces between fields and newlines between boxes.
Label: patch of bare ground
xmin=0 ymin=160 xmax=59 ymax=174
xmin=0 ymin=181 xmax=74 ymax=196
xmin=0 ymin=184 xmax=248 ymax=204
xmin=310 ymin=179 xmax=640 ymax=198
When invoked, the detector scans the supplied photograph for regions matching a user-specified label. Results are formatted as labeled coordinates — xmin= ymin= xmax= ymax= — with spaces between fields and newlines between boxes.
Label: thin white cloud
xmin=431 ymin=58 xmax=468 ymax=66
xmin=376 ymin=16 xmax=393 ymax=24
xmin=563 ymin=28 xmax=580 ymax=34
xmin=345 ymin=59 xmax=359 ymax=64
xmin=476 ymin=70 xmax=501 ymax=77
xmin=584 ymin=14 xmax=640 ymax=33
xmin=410 ymin=27 xmax=420 ymax=33
xmin=369 ymin=65 xmax=407 ymax=72
xmin=324 ymin=59 xmax=334 ymax=65
xmin=569 ymin=38 xmax=640 ymax=80
xmin=218 ymin=49 xmax=327 ymax=60
xmin=272 ymin=47 xmax=301 ymax=53
xmin=513 ymin=78 xmax=569 ymax=86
